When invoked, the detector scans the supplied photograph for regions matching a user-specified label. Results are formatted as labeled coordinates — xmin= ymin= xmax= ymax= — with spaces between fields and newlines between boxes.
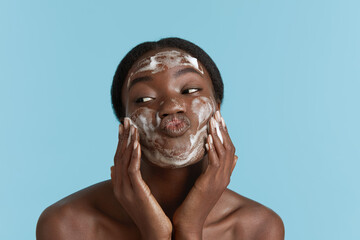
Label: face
xmin=121 ymin=48 xmax=219 ymax=168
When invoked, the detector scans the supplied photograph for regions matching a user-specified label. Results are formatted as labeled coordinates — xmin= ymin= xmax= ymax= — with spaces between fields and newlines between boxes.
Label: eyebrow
xmin=128 ymin=76 xmax=152 ymax=90
xmin=128 ymin=67 xmax=202 ymax=90
xmin=173 ymin=67 xmax=203 ymax=78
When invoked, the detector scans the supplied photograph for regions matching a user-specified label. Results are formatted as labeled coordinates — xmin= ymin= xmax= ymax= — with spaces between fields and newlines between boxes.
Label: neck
xmin=140 ymin=157 xmax=205 ymax=219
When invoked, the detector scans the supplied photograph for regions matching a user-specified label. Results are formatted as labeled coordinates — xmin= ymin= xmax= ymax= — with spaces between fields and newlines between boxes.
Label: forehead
xmin=133 ymin=49 xmax=202 ymax=73
xmin=125 ymin=48 xmax=209 ymax=87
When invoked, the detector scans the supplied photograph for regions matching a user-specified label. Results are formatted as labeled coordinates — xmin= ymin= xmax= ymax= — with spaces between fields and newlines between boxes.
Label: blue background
xmin=1 ymin=0 xmax=359 ymax=239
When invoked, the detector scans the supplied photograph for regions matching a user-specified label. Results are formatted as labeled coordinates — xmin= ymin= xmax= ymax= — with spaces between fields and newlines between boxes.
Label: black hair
xmin=111 ymin=37 xmax=223 ymax=121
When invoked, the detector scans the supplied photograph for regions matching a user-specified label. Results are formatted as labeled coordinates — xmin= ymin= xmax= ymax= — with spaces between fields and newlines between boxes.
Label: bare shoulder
xmin=206 ymin=189 xmax=285 ymax=240
xmin=36 ymin=181 xmax=116 ymax=240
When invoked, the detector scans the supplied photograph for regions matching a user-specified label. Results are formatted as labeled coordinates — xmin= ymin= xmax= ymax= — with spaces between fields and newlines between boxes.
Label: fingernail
xmin=215 ymin=111 xmax=221 ymax=122
xmin=127 ymin=127 xmax=132 ymax=146
xmin=221 ymin=117 xmax=226 ymax=128
xmin=215 ymin=121 xmax=224 ymax=144
xmin=211 ymin=117 xmax=216 ymax=129
xmin=131 ymin=125 xmax=135 ymax=136
xmin=124 ymin=118 xmax=129 ymax=129
xmin=133 ymin=140 xmax=138 ymax=150
xmin=205 ymin=143 xmax=209 ymax=151
xmin=209 ymin=135 xmax=213 ymax=144
xmin=119 ymin=125 xmax=123 ymax=135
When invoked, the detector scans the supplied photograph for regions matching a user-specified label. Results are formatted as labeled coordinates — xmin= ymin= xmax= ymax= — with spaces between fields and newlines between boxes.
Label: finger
xmin=113 ymin=125 xmax=126 ymax=191
xmin=119 ymin=117 xmax=132 ymax=156
xmin=121 ymin=119 xmax=136 ymax=168
xmin=128 ymin=134 xmax=142 ymax=187
xmin=115 ymin=118 xmax=133 ymax=192
xmin=205 ymin=134 xmax=220 ymax=170
xmin=128 ymin=128 xmax=140 ymax=176
xmin=215 ymin=112 xmax=236 ymax=173
xmin=128 ymin=131 xmax=151 ymax=195
xmin=113 ymin=124 xmax=124 ymax=165
xmin=215 ymin=111 xmax=234 ymax=150
xmin=214 ymin=111 xmax=224 ymax=144
xmin=209 ymin=117 xmax=226 ymax=158
xmin=120 ymin=124 xmax=137 ymax=189
xmin=231 ymin=155 xmax=238 ymax=174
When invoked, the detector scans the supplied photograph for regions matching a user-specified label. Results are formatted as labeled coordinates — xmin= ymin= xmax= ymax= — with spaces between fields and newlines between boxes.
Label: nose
xmin=159 ymin=98 xmax=186 ymax=118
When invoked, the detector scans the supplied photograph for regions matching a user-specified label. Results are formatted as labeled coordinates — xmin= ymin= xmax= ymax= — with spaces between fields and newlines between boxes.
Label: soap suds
xmin=127 ymin=50 xmax=204 ymax=88
xmin=129 ymin=96 xmax=215 ymax=168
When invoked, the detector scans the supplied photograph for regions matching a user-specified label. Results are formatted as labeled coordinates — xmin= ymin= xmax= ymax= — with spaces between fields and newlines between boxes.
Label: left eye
xmin=182 ymin=88 xmax=200 ymax=94
xmin=136 ymin=97 xmax=153 ymax=103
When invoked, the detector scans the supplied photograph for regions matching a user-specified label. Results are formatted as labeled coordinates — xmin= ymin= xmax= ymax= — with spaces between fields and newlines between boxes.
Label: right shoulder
xmin=36 ymin=182 xmax=111 ymax=240
xmin=36 ymin=181 xmax=133 ymax=240
xmin=36 ymin=199 xmax=94 ymax=240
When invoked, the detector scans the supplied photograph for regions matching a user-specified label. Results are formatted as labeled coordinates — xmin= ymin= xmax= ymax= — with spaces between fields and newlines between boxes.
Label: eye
xmin=182 ymin=88 xmax=201 ymax=94
xmin=136 ymin=97 xmax=154 ymax=103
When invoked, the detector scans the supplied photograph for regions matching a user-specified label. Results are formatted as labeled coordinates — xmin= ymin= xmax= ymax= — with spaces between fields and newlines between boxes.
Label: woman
xmin=37 ymin=37 xmax=284 ymax=240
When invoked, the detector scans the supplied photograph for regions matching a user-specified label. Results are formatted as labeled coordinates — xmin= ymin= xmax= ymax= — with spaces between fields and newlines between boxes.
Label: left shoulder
xmin=208 ymin=189 xmax=285 ymax=240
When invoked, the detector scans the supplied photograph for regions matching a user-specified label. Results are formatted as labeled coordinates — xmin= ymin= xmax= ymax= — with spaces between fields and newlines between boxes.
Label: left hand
xmin=172 ymin=111 xmax=238 ymax=239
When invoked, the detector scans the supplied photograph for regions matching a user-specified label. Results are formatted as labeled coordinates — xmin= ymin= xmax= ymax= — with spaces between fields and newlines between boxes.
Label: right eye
xmin=136 ymin=97 xmax=153 ymax=103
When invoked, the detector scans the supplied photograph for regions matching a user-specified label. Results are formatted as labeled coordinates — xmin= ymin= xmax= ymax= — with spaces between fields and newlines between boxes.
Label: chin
xmin=141 ymin=143 xmax=206 ymax=169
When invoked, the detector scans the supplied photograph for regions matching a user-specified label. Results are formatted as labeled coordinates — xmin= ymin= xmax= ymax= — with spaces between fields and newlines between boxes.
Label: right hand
xmin=111 ymin=118 xmax=172 ymax=240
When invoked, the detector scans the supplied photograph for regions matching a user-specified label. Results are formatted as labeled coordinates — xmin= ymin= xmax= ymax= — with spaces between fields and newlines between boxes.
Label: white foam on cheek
xmin=191 ymin=97 xmax=214 ymax=127
xmin=131 ymin=108 xmax=158 ymax=137
xmin=129 ymin=97 xmax=217 ymax=168
xmin=155 ymin=112 xmax=161 ymax=127
xmin=187 ymin=96 xmax=215 ymax=161
xmin=191 ymin=96 xmax=224 ymax=144
xmin=129 ymin=107 xmax=189 ymax=167
xmin=129 ymin=106 xmax=206 ymax=168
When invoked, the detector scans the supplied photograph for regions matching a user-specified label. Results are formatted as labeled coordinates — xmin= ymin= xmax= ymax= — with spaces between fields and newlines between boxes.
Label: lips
xmin=160 ymin=114 xmax=190 ymax=137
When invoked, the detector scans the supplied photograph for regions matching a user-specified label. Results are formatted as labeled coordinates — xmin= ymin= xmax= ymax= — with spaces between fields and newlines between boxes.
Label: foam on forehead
xmin=127 ymin=50 xmax=204 ymax=88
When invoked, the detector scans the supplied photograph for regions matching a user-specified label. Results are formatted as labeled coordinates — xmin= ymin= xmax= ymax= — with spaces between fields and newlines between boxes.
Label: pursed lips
xmin=160 ymin=114 xmax=190 ymax=137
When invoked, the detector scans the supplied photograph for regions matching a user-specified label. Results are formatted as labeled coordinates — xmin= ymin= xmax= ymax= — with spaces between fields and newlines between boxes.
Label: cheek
xmin=191 ymin=96 xmax=216 ymax=127
xmin=129 ymin=107 xmax=160 ymax=136
xmin=130 ymin=108 xmax=155 ymax=132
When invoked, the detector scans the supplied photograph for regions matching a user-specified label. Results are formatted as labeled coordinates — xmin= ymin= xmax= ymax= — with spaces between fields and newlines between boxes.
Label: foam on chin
xmin=129 ymin=96 xmax=215 ymax=168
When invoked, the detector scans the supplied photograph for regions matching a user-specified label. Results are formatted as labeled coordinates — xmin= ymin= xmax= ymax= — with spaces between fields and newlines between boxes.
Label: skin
xmin=36 ymin=48 xmax=285 ymax=240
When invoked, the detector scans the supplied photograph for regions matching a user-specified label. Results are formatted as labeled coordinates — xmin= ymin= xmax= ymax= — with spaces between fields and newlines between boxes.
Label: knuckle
xmin=223 ymin=181 xmax=230 ymax=188
xmin=127 ymin=166 xmax=137 ymax=176
xmin=224 ymin=142 xmax=234 ymax=151
xmin=218 ymin=149 xmax=226 ymax=157
xmin=127 ymin=168 xmax=135 ymax=176
xmin=210 ymin=160 xmax=220 ymax=168
xmin=226 ymin=177 xmax=230 ymax=185
xmin=223 ymin=142 xmax=232 ymax=149
xmin=121 ymin=132 xmax=129 ymax=142
xmin=122 ymin=193 xmax=131 ymax=202
xmin=114 ymin=190 xmax=122 ymax=200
